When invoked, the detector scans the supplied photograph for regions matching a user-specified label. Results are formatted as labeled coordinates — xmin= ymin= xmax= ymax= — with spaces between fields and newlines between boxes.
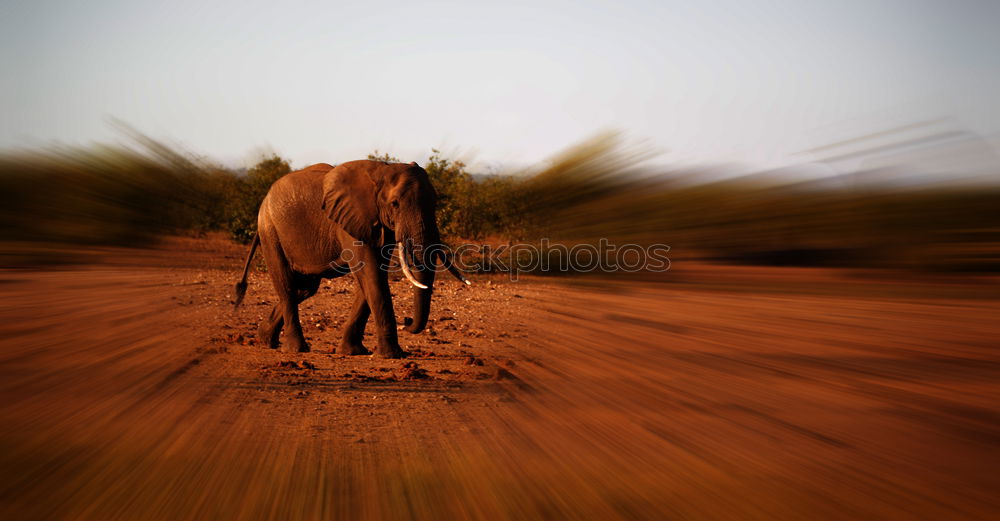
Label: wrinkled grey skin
xmin=234 ymin=160 xmax=440 ymax=358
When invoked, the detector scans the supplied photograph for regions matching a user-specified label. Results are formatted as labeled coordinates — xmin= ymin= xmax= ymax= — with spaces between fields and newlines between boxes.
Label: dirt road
xmin=1 ymin=237 xmax=998 ymax=520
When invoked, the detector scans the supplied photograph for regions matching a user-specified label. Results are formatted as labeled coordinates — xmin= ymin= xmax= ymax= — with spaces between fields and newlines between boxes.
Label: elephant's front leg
xmin=352 ymin=248 xmax=405 ymax=358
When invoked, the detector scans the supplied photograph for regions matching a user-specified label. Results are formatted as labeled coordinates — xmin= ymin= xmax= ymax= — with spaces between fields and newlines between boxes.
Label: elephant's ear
xmin=322 ymin=163 xmax=379 ymax=243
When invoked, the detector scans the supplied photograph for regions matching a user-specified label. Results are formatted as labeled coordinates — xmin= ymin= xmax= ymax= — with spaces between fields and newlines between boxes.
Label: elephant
xmin=232 ymin=160 xmax=469 ymax=358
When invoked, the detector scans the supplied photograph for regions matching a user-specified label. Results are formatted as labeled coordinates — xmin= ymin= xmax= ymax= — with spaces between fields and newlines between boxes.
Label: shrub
xmin=225 ymin=155 xmax=291 ymax=243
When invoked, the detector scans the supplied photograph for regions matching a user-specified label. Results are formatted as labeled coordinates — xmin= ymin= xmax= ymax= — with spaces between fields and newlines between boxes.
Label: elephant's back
xmin=271 ymin=165 xmax=330 ymax=196
xmin=261 ymin=167 xmax=328 ymax=216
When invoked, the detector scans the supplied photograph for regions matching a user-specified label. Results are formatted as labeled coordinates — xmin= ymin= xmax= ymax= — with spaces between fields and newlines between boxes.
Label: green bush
xmin=225 ymin=155 xmax=291 ymax=244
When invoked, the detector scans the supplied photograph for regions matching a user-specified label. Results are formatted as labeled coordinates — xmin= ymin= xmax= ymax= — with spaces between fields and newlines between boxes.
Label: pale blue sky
xmin=2 ymin=0 xmax=998 ymax=170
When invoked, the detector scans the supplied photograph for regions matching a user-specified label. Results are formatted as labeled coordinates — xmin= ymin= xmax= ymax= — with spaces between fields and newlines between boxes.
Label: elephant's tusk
xmin=447 ymin=263 xmax=472 ymax=285
xmin=437 ymin=251 xmax=472 ymax=285
xmin=398 ymin=247 xmax=428 ymax=289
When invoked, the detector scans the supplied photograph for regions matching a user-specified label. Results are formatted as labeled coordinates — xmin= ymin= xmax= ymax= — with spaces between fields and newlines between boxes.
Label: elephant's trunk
xmin=404 ymin=278 xmax=433 ymax=334
xmin=400 ymin=228 xmax=437 ymax=335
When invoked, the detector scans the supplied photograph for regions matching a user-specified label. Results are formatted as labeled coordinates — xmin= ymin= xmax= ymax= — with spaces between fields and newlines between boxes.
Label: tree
xmin=423 ymin=149 xmax=476 ymax=238
xmin=367 ymin=150 xmax=400 ymax=163
xmin=227 ymin=155 xmax=291 ymax=243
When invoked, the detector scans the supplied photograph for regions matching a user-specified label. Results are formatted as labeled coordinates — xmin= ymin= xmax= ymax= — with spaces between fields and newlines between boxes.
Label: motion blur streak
xmin=1 ymin=125 xmax=999 ymax=519
xmin=1 ymin=238 xmax=998 ymax=520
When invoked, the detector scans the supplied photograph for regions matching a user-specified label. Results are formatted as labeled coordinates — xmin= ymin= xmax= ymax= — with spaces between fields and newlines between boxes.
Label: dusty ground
xmin=1 ymin=235 xmax=998 ymax=520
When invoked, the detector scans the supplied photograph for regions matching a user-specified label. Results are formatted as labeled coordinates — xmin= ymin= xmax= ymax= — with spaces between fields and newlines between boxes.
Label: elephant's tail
xmin=233 ymin=232 xmax=260 ymax=309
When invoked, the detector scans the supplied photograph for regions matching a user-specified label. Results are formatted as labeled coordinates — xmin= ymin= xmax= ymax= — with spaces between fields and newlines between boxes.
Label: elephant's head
xmin=322 ymin=160 xmax=466 ymax=334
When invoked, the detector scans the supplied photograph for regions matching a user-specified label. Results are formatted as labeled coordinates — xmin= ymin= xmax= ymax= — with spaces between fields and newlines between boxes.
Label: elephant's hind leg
xmin=261 ymin=237 xmax=315 ymax=353
xmin=258 ymin=275 xmax=319 ymax=351
xmin=335 ymin=289 xmax=372 ymax=355
xmin=258 ymin=305 xmax=283 ymax=349
xmin=277 ymin=275 xmax=321 ymax=353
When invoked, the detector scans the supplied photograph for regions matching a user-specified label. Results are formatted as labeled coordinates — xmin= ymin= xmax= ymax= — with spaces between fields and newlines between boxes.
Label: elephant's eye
xmin=390 ymin=199 xmax=400 ymax=209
